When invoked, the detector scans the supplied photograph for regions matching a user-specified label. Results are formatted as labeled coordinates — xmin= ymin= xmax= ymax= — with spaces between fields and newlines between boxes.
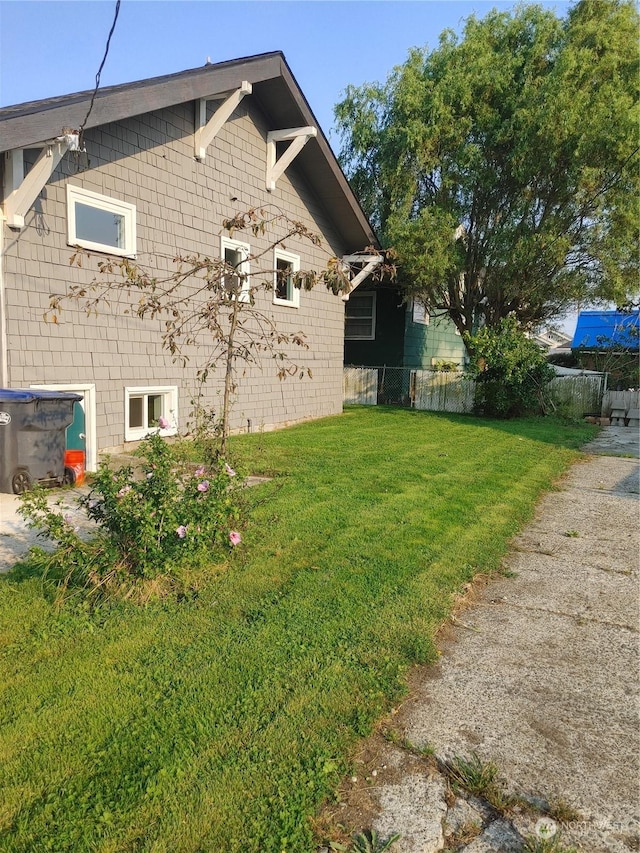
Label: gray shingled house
xmin=0 ymin=53 xmax=379 ymax=470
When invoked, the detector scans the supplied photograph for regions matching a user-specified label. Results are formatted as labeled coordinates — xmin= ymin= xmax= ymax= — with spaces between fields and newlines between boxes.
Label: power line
xmin=78 ymin=0 xmax=121 ymax=148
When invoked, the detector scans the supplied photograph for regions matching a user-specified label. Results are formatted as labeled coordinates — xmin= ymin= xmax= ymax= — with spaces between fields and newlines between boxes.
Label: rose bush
xmin=18 ymin=431 xmax=243 ymax=601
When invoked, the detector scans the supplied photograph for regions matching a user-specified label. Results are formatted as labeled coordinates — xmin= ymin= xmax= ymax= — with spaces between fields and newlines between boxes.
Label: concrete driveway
xmin=0 ymin=484 xmax=94 ymax=570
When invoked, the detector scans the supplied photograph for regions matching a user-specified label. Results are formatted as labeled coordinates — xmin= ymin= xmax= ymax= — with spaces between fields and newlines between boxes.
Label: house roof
xmin=0 ymin=52 xmax=378 ymax=251
xmin=531 ymin=328 xmax=573 ymax=351
xmin=571 ymin=310 xmax=640 ymax=350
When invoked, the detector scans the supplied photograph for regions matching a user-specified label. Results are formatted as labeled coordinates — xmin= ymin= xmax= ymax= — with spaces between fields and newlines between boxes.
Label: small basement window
xmin=67 ymin=185 xmax=136 ymax=256
xmin=221 ymin=236 xmax=250 ymax=302
xmin=345 ymin=291 xmax=376 ymax=340
xmin=273 ymin=249 xmax=300 ymax=307
xmin=125 ymin=386 xmax=177 ymax=442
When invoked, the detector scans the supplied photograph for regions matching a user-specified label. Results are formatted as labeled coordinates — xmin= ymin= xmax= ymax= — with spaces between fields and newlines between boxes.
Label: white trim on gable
xmin=266 ymin=126 xmax=317 ymax=191
xmin=194 ymin=81 xmax=252 ymax=161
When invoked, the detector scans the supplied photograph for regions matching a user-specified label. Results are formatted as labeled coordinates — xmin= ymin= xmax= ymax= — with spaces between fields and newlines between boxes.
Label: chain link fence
xmin=344 ymin=366 xmax=475 ymax=413
xmin=345 ymin=366 xmax=608 ymax=417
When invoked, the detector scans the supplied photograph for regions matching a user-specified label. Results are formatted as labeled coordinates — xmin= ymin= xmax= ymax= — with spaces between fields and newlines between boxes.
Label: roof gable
xmin=0 ymin=52 xmax=377 ymax=251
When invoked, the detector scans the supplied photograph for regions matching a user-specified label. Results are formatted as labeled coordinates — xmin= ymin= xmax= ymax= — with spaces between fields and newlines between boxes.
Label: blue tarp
xmin=571 ymin=311 xmax=640 ymax=350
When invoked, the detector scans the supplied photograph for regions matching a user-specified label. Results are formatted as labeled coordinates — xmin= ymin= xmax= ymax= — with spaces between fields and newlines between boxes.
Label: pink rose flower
xmin=158 ymin=416 xmax=169 ymax=429
xmin=176 ymin=525 xmax=187 ymax=539
xmin=229 ymin=531 xmax=241 ymax=546
xmin=197 ymin=480 xmax=209 ymax=492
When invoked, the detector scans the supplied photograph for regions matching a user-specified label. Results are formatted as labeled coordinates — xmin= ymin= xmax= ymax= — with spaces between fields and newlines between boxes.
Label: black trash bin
xmin=0 ymin=389 xmax=82 ymax=494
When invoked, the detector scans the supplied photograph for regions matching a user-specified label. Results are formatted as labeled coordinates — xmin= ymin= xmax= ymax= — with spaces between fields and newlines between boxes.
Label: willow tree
xmin=335 ymin=0 xmax=639 ymax=339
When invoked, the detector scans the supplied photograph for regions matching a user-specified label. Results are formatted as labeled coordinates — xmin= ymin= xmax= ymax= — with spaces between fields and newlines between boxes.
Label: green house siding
xmin=404 ymin=309 xmax=466 ymax=369
xmin=344 ymin=287 xmax=466 ymax=369
xmin=344 ymin=288 xmax=405 ymax=366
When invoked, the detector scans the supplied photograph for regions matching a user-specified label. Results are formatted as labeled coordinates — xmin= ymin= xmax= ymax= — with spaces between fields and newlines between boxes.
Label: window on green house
xmin=345 ymin=292 xmax=376 ymax=340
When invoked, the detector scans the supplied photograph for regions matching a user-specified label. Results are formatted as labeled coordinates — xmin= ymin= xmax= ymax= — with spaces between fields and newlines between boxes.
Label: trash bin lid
xmin=0 ymin=389 xmax=36 ymax=403
xmin=0 ymin=389 xmax=82 ymax=403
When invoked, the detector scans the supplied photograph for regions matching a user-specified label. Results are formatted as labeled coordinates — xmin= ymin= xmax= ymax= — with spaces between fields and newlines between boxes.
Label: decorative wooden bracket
xmin=194 ymin=81 xmax=252 ymax=161
xmin=266 ymin=126 xmax=317 ymax=191
xmin=341 ymin=254 xmax=383 ymax=300
xmin=2 ymin=134 xmax=78 ymax=229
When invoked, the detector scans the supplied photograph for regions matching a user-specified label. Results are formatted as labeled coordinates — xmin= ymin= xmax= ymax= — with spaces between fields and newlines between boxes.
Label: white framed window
xmin=412 ymin=299 xmax=430 ymax=325
xmin=221 ymin=236 xmax=250 ymax=303
xmin=124 ymin=386 xmax=178 ymax=442
xmin=345 ymin=291 xmax=376 ymax=340
xmin=67 ymin=185 xmax=136 ymax=256
xmin=273 ymin=249 xmax=300 ymax=307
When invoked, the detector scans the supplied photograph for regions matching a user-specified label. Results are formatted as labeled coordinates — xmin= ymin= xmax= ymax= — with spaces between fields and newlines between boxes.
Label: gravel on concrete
xmin=320 ymin=428 xmax=640 ymax=853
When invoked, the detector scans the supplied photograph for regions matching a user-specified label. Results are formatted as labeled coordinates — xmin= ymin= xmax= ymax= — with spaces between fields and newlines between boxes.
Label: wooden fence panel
xmin=343 ymin=367 xmax=378 ymax=405
xmin=412 ymin=370 xmax=476 ymax=413
xmin=602 ymin=389 xmax=640 ymax=415
xmin=548 ymin=375 xmax=606 ymax=418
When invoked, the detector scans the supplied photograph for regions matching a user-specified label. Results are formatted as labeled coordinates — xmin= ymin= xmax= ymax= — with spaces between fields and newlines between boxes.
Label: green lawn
xmin=0 ymin=408 xmax=596 ymax=852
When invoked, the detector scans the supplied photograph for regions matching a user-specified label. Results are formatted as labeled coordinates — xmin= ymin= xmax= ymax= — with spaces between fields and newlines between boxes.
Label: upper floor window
xmin=412 ymin=299 xmax=430 ymax=325
xmin=67 ymin=185 xmax=136 ymax=256
xmin=345 ymin=291 xmax=376 ymax=340
xmin=221 ymin=236 xmax=250 ymax=302
xmin=273 ymin=249 xmax=300 ymax=307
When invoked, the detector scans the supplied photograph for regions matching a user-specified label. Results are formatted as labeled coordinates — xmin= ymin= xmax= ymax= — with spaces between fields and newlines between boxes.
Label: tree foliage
xmin=335 ymin=0 xmax=640 ymax=339
xmin=465 ymin=318 xmax=555 ymax=417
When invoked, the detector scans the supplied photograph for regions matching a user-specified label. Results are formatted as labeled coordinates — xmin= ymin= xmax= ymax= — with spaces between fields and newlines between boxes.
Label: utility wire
xmin=78 ymin=0 xmax=121 ymax=148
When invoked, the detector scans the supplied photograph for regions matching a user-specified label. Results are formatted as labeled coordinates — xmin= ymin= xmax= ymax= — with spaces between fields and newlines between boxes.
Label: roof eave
xmin=0 ymin=52 xmax=378 ymax=252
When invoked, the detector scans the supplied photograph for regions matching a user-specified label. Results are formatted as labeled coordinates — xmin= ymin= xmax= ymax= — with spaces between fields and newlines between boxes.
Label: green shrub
xmin=465 ymin=318 xmax=555 ymax=418
xmin=18 ymin=432 xmax=242 ymax=601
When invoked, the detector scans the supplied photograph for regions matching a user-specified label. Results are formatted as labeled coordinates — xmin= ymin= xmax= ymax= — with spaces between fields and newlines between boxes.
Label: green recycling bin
xmin=0 ymin=389 xmax=82 ymax=494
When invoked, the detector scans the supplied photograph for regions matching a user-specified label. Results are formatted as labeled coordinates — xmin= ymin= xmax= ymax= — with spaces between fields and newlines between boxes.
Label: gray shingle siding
xmin=2 ymin=95 xmax=349 ymax=454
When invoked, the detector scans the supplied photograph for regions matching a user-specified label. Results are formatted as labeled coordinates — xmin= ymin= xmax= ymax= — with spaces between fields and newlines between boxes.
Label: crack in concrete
xmin=484 ymin=598 xmax=638 ymax=633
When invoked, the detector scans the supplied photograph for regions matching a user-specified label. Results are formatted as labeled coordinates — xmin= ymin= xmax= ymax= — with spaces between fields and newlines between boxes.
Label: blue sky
xmin=0 ymin=0 xmax=570 ymax=142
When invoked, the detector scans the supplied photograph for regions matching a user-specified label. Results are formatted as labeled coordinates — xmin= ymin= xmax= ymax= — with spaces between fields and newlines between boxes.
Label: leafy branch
xmin=49 ymin=206 xmax=394 ymax=453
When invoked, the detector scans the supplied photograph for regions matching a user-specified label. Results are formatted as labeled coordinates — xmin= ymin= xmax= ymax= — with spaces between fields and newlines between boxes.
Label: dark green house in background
xmin=344 ymin=284 xmax=466 ymax=403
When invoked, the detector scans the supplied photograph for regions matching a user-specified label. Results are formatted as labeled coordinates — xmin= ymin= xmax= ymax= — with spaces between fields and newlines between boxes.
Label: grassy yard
xmin=0 ymin=408 xmax=596 ymax=852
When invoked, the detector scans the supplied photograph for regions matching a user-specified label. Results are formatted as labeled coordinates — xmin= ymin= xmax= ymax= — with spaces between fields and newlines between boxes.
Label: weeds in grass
xmin=563 ymin=530 xmax=579 ymax=538
xmin=1 ymin=410 xmax=593 ymax=851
